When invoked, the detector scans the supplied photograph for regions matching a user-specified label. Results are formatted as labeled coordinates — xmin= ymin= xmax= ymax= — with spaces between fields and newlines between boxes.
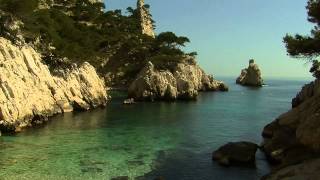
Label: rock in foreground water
xmin=0 ymin=37 xmax=108 ymax=132
xmin=212 ymin=142 xmax=258 ymax=166
xmin=236 ymin=59 xmax=264 ymax=87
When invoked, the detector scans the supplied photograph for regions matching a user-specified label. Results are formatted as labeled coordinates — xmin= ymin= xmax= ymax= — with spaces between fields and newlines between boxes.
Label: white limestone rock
xmin=137 ymin=0 xmax=155 ymax=37
xmin=128 ymin=57 xmax=228 ymax=101
xmin=0 ymin=37 xmax=108 ymax=132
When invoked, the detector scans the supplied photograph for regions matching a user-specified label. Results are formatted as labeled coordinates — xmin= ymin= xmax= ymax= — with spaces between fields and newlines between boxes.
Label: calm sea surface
xmin=0 ymin=78 xmax=310 ymax=180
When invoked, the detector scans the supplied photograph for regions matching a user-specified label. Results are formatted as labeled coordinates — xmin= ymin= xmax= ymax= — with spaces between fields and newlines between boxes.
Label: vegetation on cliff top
xmin=0 ymin=0 xmax=196 ymax=86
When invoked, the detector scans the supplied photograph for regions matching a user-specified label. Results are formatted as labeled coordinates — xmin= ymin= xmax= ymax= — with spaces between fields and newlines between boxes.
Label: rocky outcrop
xmin=128 ymin=58 xmax=228 ymax=101
xmin=291 ymin=79 xmax=320 ymax=107
xmin=0 ymin=37 xmax=108 ymax=132
xmin=236 ymin=59 xmax=264 ymax=87
xmin=137 ymin=0 xmax=155 ymax=37
xmin=262 ymin=158 xmax=320 ymax=180
xmin=212 ymin=142 xmax=259 ymax=166
xmin=261 ymin=78 xmax=320 ymax=179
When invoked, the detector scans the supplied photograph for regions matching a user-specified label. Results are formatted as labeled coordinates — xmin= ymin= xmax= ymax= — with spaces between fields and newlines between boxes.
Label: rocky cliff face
xmin=262 ymin=79 xmax=320 ymax=179
xmin=0 ymin=37 xmax=108 ymax=132
xmin=137 ymin=0 xmax=155 ymax=37
xmin=236 ymin=59 xmax=264 ymax=87
xmin=128 ymin=57 xmax=228 ymax=101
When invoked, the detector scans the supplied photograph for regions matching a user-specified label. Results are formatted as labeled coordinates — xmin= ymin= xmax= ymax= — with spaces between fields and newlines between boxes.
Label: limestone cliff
xmin=0 ymin=37 xmax=108 ymax=132
xmin=137 ymin=0 xmax=155 ymax=37
xmin=128 ymin=57 xmax=228 ymax=101
xmin=236 ymin=59 xmax=264 ymax=87
xmin=262 ymin=79 xmax=320 ymax=179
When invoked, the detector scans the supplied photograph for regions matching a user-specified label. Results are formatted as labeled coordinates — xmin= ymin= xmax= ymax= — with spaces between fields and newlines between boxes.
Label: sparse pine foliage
xmin=284 ymin=0 xmax=320 ymax=77
xmin=284 ymin=0 xmax=320 ymax=59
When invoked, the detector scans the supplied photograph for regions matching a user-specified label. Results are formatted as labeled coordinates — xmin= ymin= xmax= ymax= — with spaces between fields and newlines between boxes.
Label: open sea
xmin=0 ymin=78 xmax=310 ymax=180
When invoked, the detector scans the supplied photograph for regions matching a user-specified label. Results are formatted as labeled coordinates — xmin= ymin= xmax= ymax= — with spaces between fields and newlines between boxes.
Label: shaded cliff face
xmin=236 ymin=60 xmax=264 ymax=87
xmin=262 ymin=79 xmax=320 ymax=179
xmin=0 ymin=37 xmax=108 ymax=132
xmin=128 ymin=57 xmax=228 ymax=101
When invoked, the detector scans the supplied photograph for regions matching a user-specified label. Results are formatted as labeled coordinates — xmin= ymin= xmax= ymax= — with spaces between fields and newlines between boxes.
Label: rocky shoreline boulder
xmin=0 ymin=37 xmax=108 ymax=133
xmin=261 ymin=78 xmax=320 ymax=179
xmin=236 ymin=59 xmax=264 ymax=87
xmin=261 ymin=158 xmax=320 ymax=180
xmin=212 ymin=142 xmax=259 ymax=166
xmin=128 ymin=58 xmax=228 ymax=101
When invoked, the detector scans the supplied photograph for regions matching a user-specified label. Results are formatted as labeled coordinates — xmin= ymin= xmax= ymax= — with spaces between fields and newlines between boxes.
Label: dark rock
xmin=73 ymin=99 xmax=90 ymax=111
xmin=154 ymin=176 xmax=165 ymax=180
xmin=219 ymin=83 xmax=229 ymax=91
xmin=212 ymin=141 xmax=258 ymax=166
xmin=262 ymin=158 xmax=320 ymax=180
xmin=261 ymin=78 xmax=320 ymax=178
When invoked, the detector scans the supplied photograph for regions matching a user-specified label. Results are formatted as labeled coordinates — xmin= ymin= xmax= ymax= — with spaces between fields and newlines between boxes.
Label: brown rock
xmin=212 ymin=141 xmax=259 ymax=166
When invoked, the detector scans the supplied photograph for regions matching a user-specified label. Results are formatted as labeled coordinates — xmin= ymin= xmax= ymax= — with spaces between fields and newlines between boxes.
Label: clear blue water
xmin=0 ymin=78 xmax=309 ymax=180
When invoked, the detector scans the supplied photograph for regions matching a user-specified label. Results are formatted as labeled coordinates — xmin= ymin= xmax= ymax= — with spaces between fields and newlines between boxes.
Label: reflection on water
xmin=0 ymin=78 xmax=307 ymax=180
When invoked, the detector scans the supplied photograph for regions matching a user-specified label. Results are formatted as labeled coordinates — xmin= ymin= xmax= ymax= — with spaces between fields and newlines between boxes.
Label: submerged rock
xmin=212 ymin=141 xmax=258 ymax=166
xmin=0 ymin=37 xmax=108 ymax=132
xmin=261 ymin=78 xmax=320 ymax=178
xmin=128 ymin=57 xmax=227 ymax=101
xmin=236 ymin=59 xmax=264 ymax=87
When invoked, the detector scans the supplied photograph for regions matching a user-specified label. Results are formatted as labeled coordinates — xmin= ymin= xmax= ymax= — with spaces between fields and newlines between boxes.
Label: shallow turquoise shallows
xmin=0 ymin=78 xmax=308 ymax=180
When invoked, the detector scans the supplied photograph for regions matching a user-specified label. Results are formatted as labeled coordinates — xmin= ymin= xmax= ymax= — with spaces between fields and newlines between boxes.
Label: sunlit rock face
xmin=0 ymin=37 xmax=108 ymax=132
xmin=128 ymin=57 xmax=228 ymax=101
xmin=236 ymin=59 xmax=264 ymax=87
xmin=137 ymin=0 xmax=155 ymax=37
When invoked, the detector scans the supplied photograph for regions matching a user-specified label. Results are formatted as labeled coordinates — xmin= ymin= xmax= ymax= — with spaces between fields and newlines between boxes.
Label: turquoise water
xmin=0 ymin=78 xmax=309 ymax=180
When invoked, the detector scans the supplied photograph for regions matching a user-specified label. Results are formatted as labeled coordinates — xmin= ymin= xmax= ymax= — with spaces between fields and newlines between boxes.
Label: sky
xmin=105 ymin=0 xmax=314 ymax=79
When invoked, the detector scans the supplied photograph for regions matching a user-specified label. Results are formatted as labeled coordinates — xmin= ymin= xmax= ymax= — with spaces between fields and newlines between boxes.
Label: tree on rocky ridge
xmin=283 ymin=0 xmax=320 ymax=77
xmin=284 ymin=0 xmax=320 ymax=59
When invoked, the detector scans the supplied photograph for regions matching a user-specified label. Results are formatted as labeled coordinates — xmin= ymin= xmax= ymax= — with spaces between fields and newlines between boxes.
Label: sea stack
xmin=137 ymin=0 xmax=155 ymax=37
xmin=236 ymin=59 xmax=264 ymax=87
